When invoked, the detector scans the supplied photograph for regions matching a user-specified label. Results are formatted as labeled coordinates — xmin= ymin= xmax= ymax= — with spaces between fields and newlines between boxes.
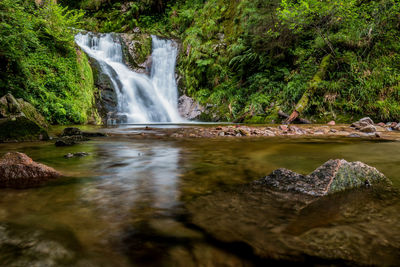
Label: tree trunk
xmin=284 ymin=54 xmax=332 ymax=124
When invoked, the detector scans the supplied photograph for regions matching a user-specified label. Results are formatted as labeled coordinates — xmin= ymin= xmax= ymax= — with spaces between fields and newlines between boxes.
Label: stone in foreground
xmin=0 ymin=152 xmax=61 ymax=188
xmin=254 ymin=159 xmax=388 ymax=196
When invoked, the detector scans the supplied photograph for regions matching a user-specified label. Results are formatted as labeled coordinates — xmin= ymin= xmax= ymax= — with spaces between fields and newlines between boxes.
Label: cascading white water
xmin=75 ymin=32 xmax=182 ymax=123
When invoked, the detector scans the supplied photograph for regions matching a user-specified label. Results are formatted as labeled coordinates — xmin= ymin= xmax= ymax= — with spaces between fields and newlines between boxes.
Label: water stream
xmin=0 ymin=130 xmax=400 ymax=266
xmin=75 ymin=33 xmax=182 ymax=123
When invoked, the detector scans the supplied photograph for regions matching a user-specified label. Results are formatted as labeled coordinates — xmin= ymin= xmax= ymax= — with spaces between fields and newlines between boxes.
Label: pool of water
xmin=0 ymin=129 xmax=399 ymax=266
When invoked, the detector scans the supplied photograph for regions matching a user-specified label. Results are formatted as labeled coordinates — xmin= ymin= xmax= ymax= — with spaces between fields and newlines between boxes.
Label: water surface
xmin=0 ymin=130 xmax=399 ymax=266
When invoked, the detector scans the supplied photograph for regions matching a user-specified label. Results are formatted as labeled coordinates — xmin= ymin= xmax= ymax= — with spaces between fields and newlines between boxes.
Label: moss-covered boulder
xmin=119 ymin=32 xmax=152 ymax=74
xmin=0 ymin=94 xmax=49 ymax=142
xmin=254 ymin=159 xmax=389 ymax=196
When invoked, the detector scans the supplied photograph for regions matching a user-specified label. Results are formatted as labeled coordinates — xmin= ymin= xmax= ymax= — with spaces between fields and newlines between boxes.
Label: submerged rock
xmin=185 ymin=181 xmax=400 ymax=266
xmin=0 ymin=93 xmax=49 ymax=142
xmin=61 ymin=127 xmax=82 ymax=136
xmin=0 ymin=152 xmax=61 ymax=188
xmin=64 ymin=152 xmax=90 ymax=159
xmin=55 ymin=138 xmax=78 ymax=147
xmin=0 ymin=222 xmax=81 ymax=266
xmin=55 ymin=127 xmax=105 ymax=146
xmin=254 ymin=159 xmax=388 ymax=196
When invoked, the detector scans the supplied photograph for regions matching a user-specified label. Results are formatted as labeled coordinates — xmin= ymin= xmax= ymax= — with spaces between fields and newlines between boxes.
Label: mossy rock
xmin=0 ymin=117 xmax=49 ymax=142
xmin=17 ymin=99 xmax=48 ymax=129
xmin=119 ymin=33 xmax=152 ymax=72
xmin=0 ymin=94 xmax=48 ymax=129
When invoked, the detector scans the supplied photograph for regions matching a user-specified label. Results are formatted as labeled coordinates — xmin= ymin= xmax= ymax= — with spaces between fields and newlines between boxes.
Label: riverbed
xmin=0 ymin=125 xmax=399 ymax=266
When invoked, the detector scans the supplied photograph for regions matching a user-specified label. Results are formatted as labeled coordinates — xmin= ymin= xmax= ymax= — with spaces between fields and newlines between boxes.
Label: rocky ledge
xmin=254 ymin=159 xmax=389 ymax=196
xmin=0 ymin=152 xmax=61 ymax=188
xmin=0 ymin=93 xmax=49 ymax=142
xmin=55 ymin=127 xmax=106 ymax=147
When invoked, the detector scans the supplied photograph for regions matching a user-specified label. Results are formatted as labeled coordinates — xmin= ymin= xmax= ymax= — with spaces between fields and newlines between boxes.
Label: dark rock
xmin=62 ymin=127 xmax=82 ymax=136
xmin=56 ymin=127 xmax=105 ymax=146
xmin=254 ymin=159 xmax=388 ymax=196
xmin=178 ymin=95 xmax=205 ymax=120
xmin=64 ymin=152 xmax=90 ymax=159
xmin=0 ymin=94 xmax=49 ymax=142
xmin=87 ymin=50 xmax=119 ymax=123
xmin=55 ymin=136 xmax=83 ymax=147
xmin=0 ymin=152 xmax=61 ymax=188
xmin=82 ymin=132 xmax=106 ymax=137
xmin=0 ymin=117 xmax=49 ymax=142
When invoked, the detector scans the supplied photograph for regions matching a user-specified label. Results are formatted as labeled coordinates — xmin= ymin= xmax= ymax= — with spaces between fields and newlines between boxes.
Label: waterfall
xmin=75 ymin=32 xmax=182 ymax=123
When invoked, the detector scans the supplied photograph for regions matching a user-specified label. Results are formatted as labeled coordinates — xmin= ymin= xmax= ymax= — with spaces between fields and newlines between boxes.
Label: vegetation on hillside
xmin=0 ymin=0 xmax=99 ymax=124
xmin=63 ymin=0 xmax=400 ymax=123
xmin=2 ymin=0 xmax=400 ymax=124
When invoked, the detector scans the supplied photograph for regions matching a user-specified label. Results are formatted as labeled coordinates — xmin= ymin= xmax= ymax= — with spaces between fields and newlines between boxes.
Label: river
xmin=0 ymin=125 xmax=399 ymax=266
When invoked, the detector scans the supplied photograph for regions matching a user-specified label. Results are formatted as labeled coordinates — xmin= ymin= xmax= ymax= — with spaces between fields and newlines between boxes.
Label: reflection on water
xmin=0 ymin=135 xmax=399 ymax=265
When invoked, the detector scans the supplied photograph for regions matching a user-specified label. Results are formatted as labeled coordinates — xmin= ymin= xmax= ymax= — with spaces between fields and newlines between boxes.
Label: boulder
xmin=89 ymin=58 xmax=119 ymax=122
xmin=61 ymin=127 xmax=82 ymax=136
xmin=119 ymin=32 xmax=153 ymax=74
xmin=0 ymin=94 xmax=49 ymax=142
xmin=254 ymin=159 xmax=388 ymax=196
xmin=351 ymin=117 xmax=374 ymax=129
xmin=359 ymin=125 xmax=376 ymax=133
xmin=56 ymin=127 xmax=105 ymax=146
xmin=178 ymin=95 xmax=205 ymax=120
xmin=0 ymin=152 xmax=61 ymax=188
xmin=0 ymin=117 xmax=49 ymax=142
xmin=55 ymin=137 xmax=79 ymax=147
xmin=393 ymin=123 xmax=400 ymax=131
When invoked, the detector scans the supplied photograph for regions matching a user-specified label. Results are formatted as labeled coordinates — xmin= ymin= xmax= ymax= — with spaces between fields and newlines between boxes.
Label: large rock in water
xmin=0 ymin=152 xmax=61 ymax=188
xmin=184 ymin=160 xmax=399 ymax=265
xmin=0 ymin=93 xmax=49 ymax=142
xmin=254 ymin=159 xmax=388 ymax=196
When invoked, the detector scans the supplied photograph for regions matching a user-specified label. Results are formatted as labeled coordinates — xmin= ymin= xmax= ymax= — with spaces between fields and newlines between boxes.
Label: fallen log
xmin=284 ymin=54 xmax=332 ymax=124
xmin=278 ymin=110 xmax=311 ymax=124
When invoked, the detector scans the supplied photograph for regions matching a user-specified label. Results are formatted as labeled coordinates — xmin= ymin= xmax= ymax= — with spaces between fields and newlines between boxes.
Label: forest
xmin=2 ymin=0 xmax=400 ymax=124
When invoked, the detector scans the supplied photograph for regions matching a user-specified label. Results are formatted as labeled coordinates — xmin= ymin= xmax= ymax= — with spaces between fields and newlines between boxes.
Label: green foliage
xmin=60 ymin=0 xmax=400 ymax=123
xmin=0 ymin=0 xmax=98 ymax=124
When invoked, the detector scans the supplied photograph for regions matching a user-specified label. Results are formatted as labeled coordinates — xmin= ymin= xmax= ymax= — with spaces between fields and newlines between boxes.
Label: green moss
xmin=120 ymin=33 xmax=152 ymax=70
xmin=0 ymin=1 xmax=99 ymax=125
xmin=17 ymin=99 xmax=48 ymax=129
xmin=0 ymin=117 xmax=49 ymax=142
